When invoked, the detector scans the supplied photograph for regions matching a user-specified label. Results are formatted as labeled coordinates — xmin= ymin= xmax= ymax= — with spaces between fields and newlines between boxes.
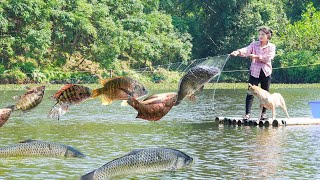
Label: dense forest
xmin=0 ymin=0 xmax=319 ymax=84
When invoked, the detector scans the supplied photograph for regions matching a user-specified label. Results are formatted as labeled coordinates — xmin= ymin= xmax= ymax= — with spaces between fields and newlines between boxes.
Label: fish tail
xmin=5 ymin=105 xmax=15 ymax=111
xmin=91 ymin=88 xmax=103 ymax=98
xmin=80 ymin=170 xmax=95 ymax=180
xmin=127 ymin=96 xmax=138 ymax=106
xmin=48 ymin=103 xmax=69 ymax=120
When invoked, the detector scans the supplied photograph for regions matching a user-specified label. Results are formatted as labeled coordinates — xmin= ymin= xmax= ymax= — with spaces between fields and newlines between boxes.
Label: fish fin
xmin=19 ymin=139 xmax=37 ymax=143
xmin=99 ymin=78 xmax=113 ymax=85
xmin=127 ymin=97 xmax=139 ymax=107
xmin=12 ymin=95 xmax=21 ymax=101
xmin=5 ymin=105 xmax=15 ymax=111
xmin=187 ymin=94 xmax=196 ymax=101
xmin=91 ymin=88 xmax=103 ymax=98
xmin=48 ymin=103 xmax=69 ymax=120
xmin=80 ymin=170 xmax=95 ymax=180
xmin=125 ymin=149 xmax=144 ymax=156
xmin=197 ymin=85 xmax=204 ymax=93
xmin=121 ymin=100 xmax=129 ymax=106
xmin=136 ymin=113 xmax=144 ymax=120
xmin=48 ymin=95 xmax=56 ymax=100
xmin=101 ymin=95 xmax=113 ymax=105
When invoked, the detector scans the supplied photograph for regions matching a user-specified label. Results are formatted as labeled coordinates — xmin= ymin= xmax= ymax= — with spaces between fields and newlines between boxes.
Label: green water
xmin=0 ymin=87 xmax=319 ymax=179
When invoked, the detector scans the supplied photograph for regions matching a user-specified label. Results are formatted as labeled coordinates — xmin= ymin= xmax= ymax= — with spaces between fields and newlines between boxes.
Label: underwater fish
xmin=0 ymin=139 xmax=85 ymax=158
xmin=80 ymin=148 xmax=192 ymax=180
xmin=175 ymin=66 xmax=220 ymax=105
xmin=0 ymin=108 xmax=13 ymax=127
xmin=127 ymin=92 xmax=177 ymax=121
xmin=11 ymin=86 xmax=46 ymax=111
xmin=91 ymin=76 xmax=148 ymax=105
xmin=48 ymin=84 xmax=92 ymax=120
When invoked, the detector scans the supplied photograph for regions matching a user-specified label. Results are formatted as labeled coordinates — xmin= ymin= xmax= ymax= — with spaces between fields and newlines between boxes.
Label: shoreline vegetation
xmin=1 ymin=83 xmax=320 ymax=91
xmin=1 ymin=1 xmax=320 ymax=84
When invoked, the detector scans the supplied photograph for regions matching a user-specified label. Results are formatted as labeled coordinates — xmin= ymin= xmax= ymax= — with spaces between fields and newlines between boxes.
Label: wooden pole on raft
xmin=215 ymin=116 xmax=320 ymax=127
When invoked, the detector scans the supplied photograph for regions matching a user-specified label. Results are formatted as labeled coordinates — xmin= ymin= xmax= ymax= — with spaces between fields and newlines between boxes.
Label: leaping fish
xmin=91 ymin=76 xmax=148 ymax=105
xmin=10 ymin=85 xmax=46 ymax=112
xmin=0 ymin=139 xmax=85 ymax=158
xmin=80 ymin=148 xmax=192 ymax=180
xmin=0 ymin=108 xmax=13 ymax=127
xmin=175 ymin=66 xmax=220 ymax=105
xmin=48 ymin=84 xmax=92 ymax=120
xmin=126 ymin=92 xmax=177 ymax=121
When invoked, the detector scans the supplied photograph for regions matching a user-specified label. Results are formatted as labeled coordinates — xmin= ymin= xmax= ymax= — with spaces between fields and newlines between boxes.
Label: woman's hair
xmin=258 ymin=26 xmax=273 ymax=40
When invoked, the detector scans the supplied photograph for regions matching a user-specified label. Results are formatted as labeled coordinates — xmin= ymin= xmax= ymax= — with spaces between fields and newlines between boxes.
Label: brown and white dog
xmin=247 ymin=83 xmax=290 ymax=120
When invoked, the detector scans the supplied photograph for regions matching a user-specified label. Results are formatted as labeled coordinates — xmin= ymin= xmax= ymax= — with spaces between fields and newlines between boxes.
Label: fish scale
xmin=175 ymin=66 xmax=220 ymax=105
xmin=14 ymin=86 xmax=45 ymax=112
xmin=0 ymin=140 xmax=85 ymax=158
xmin=91 ymin=76 xmax=148 ymax=106
xmin=81 ymin=148 xmax=192 ymax=180
xmin=48 ymin=84 xmax=92 ymax=119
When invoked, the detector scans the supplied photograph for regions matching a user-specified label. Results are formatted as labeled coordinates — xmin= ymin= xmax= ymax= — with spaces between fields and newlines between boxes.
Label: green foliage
xmin=274 ymin=3 xmax=320 ymax=83
xmin=0 ymin=64 xmax=5 ymax=74
xmin=1 ymin=68 xmax=27 ymax=83
xmin=0 ymin=0 xmax=319 ymax=84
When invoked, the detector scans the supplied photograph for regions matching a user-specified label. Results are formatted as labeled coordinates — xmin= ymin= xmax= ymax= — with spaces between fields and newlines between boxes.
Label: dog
xmin=247 ymin=83 xmax=290 ymax=120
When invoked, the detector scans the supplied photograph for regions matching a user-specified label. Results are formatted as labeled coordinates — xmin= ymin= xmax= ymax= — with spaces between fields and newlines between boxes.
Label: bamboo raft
xmin=215 ymin=116 xmax=320 ymax=127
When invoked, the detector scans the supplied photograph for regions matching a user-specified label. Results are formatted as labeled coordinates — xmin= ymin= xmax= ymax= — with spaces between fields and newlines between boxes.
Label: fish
xmin=10 ymin=85 xmax=46 ymax=111
xmin=127 ymin=92 xmax=177 ymax=121
xmin=91 ymin=76 xmax=148 ymax=105
xmin=175 ymin=66 xmax=220 ymax=105
xmin=48 ymin=84 xmax=92 ymax=120
xmin=0 ymin=139 xmax=85 ymax=158
xmin=80 ymin=148 xmax=192 ymax=180
xmin=0 ymin=108 xmax=13 ymax=127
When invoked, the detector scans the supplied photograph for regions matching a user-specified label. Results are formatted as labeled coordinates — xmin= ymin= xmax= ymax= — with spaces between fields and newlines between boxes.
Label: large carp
xmin=80 ymin=148 xmax=192 ymax=180
xmin=175 ymin=66 xmax=220 ymax=105
xmin=127 ymin=92 xmax=177 ymax=121
xmin=0 ymin=139 xmax=85 ymax=158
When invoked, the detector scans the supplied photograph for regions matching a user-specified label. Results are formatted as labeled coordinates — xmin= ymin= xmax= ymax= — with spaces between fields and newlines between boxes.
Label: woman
xmin=230 ymin=26 xmax=276 ymax=120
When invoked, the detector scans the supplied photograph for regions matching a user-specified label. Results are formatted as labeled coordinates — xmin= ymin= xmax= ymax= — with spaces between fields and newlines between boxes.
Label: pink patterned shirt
xmin=238 ymin=41 xmax=276 ymax=78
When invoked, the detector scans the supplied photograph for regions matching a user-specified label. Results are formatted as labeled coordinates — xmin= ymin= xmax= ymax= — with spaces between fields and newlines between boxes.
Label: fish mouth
xmin=187 ymin=157 xmax=193 ymax=165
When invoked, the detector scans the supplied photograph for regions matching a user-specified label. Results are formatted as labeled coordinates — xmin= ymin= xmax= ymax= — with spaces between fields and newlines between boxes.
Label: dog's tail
xmin=279 ymin=95 xmax=290 ymax=119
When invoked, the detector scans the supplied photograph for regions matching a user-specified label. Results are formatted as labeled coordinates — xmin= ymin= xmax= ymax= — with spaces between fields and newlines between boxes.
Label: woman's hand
xmin=249 ymin=54 xmax=260 ymax=60
xmin=230 ymin=50 xmax=240 ymax=56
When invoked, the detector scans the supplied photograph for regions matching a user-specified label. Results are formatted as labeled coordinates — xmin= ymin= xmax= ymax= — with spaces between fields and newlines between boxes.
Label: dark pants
xmin=246 ymin=70 xmax=271 ymax=115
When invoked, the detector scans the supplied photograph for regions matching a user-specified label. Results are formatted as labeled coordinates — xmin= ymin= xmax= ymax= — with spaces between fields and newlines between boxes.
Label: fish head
xmin=132 ymin=83 xmax=148 ymax=98
xmin=77 ymin=86 xmax=92 ymax=100
xmin=176 ymin=152 xmax=193 ymax=168
xmin=0 ymin=108 xmax=12 ymax=127
xmin=35 ymin=85 xmax=46 ymax=93
xmin=65 ymin=146 xmax=86 ymax=158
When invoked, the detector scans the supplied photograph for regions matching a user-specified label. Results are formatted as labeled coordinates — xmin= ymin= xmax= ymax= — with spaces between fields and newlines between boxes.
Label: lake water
xmin=0 ymin=87 xmax=319 ymax=179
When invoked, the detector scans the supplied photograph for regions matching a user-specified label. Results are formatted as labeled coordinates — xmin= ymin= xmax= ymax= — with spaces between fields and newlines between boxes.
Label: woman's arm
xmin=257 ymin=44 xmax=276 ymax=63
xmin=230 ymin=42 xmax=254 ymax=57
